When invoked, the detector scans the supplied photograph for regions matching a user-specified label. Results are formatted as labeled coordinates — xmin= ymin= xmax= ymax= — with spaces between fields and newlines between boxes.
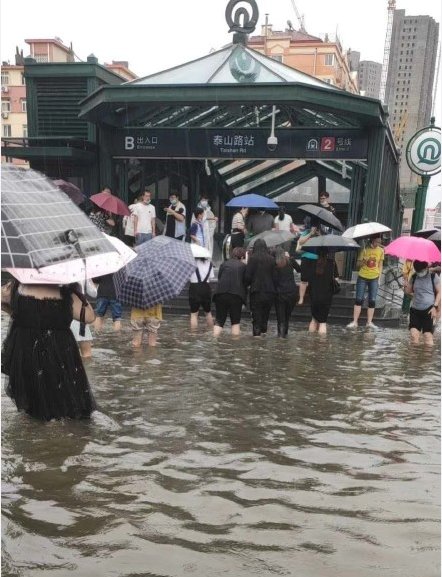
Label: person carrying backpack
xmin=404 ymin=260 xmax=440 ymax=347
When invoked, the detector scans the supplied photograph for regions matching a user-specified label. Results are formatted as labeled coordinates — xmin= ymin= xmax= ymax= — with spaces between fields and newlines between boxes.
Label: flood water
xmin=1 ymin=315 xmax=440 ymax=577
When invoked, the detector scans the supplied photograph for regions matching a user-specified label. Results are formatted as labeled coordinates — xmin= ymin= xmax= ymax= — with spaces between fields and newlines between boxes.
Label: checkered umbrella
xmin=1 ymin=165 xmax=115 ymax=270
xmin=114 ymin=236 xmax=196 ymax=309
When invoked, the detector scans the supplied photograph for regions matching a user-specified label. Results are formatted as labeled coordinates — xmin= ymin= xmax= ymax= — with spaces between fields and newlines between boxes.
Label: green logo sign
xmin=406 ymin=127 xmax=441 ymax=176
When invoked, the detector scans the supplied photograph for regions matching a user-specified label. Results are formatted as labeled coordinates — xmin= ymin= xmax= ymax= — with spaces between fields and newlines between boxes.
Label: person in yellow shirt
xmin=347 ymin=235 xmax=384 ymax=329
xmin=130 ymin=303 xmax=162 ymax=347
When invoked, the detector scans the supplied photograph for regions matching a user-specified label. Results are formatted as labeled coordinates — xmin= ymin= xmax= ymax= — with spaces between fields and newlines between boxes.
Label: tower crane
xmin=290 ymin=0 xmax=307 ymax=33
xmin=379 ymin=0 xmax=396 ymax=103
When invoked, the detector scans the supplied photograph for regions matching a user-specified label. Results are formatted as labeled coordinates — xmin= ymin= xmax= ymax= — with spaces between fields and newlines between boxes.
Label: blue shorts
xmin=95 ymin=298 xmax=122 ymax=321
xmin=355 ymin=277 xmax=379 ymax=307
xmin=135 ymin=233 xmax=152 ymax=246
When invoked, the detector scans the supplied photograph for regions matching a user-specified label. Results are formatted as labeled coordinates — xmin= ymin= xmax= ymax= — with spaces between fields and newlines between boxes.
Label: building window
xmin=325 ymin=54 xmax=335 ymax=66
xmin=1 ymin=71 xmax=9 ymax=85
xmin=21 ymin=73 xmax=26 ymax=85
xmin=21 ymin=99 xmax=27 ymax=112
xmin=23 ymin=125 xmax=28 ymax=137
xmin=271 ymin=55 xmax=283 ymax=63
xmin=1 ymin=99 xmax=11 ymax=112
xmin=2 ymin=124 xmax=12 ymax=137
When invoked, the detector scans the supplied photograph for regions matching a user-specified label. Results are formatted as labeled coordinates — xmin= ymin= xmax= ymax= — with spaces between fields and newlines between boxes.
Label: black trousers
xmin=275 ymin=292 xmax=296 ymax=337
xmin=250 ymin=292 xmax=274 ymax=336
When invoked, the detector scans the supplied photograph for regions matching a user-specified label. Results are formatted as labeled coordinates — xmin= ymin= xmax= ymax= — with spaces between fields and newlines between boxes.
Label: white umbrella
xmin=343 ymin=222 xmax=391 ymax=239
xmin=5 ymin=235 xmax=136 ymax=284
xmin=190 ymin=244 xmax=211 ymax=259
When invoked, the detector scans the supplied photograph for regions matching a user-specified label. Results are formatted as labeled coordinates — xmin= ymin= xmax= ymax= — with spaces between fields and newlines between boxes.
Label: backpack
xmin=411 ymin=272 xmax=437 ymax=296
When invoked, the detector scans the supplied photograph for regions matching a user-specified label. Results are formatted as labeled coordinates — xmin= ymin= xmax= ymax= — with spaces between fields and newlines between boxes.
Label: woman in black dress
xmin=308 ymin=249 xmax=339 ymax=335
xmin=1 ymin=281 xmax=96 ymax=421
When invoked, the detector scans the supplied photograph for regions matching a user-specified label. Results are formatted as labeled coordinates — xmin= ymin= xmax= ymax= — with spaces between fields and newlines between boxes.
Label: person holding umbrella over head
xmin=297 ymin=217 xmax=320 ymax=305
xmin=347 ymin=234 xmax=384 ymax=329
xmin=308 ymin=249 xmax=339 ymax=335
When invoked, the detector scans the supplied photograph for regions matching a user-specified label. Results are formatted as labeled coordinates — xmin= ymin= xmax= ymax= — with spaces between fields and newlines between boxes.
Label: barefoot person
xmin=130 ymin=303 xmax=162 ymax=348
xmin=1 ymin=280 xmax=96 ymax=421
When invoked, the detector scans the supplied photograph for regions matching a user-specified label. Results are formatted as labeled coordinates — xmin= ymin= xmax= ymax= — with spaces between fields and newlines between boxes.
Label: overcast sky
xmin=1 ymin=0 xmax=440 ymax=206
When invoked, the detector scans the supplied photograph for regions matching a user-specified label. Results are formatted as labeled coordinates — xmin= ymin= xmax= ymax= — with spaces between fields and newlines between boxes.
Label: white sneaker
xmin=346 ymin=321 xmax=358 ymax=328
xmin=366 ymin=322 xmax=378 ymax=329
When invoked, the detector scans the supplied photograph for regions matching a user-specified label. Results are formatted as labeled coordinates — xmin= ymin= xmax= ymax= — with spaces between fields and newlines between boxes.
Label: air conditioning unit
xmin=1 ymin=85 xmax=9 ymax=93
xmin=1 ymin=111 xmax=9 ymax=119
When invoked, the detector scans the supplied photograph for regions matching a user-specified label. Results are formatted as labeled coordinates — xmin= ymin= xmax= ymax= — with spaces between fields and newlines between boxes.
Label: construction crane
xmin=290 ymin=0 xmax=307 ymax=33
xmin=379 ymin=0 xmax=396 ymax=103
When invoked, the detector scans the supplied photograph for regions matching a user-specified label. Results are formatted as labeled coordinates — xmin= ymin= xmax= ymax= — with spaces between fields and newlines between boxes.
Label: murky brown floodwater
xmin=1 ymin=314 xmax=440 ymax=577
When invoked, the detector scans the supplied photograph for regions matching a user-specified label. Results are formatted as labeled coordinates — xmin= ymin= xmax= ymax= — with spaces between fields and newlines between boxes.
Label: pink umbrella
xmin=89 ymin=191 xmax=131 ymax=216
xmin=384 ymin=236 xmax=441 ymax=263
xmin=5 ymin=235 xmax=136 ymax=284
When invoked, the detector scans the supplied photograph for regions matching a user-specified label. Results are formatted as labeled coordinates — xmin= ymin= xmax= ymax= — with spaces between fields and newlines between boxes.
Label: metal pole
xmin=410 ymin=175 xmax=430 ymax=233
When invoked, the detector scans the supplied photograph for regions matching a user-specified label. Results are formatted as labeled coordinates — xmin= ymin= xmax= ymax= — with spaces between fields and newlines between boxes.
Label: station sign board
xmin=111 ymin=128 xmax=368 ymax=160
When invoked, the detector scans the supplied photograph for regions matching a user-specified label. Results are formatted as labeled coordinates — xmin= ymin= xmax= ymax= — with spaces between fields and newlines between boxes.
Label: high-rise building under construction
xmin=385 ymin=9 xmax=439 ymax=189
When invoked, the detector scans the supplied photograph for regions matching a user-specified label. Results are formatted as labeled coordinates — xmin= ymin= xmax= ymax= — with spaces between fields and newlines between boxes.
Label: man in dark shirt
xmin=164 ymin=193 xmax=187 ymax=240
xmin=246 ymin=210 xmax=275 ymax=237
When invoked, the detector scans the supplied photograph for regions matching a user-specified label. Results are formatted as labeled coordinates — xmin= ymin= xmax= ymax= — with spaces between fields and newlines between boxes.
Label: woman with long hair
xmin=245 ymin=239 xmax=277 ymax=337
xmin=308 ymin=249 xmax=339 ymax=335
xmin=274 ymin=246 xmax=300 ymax=338
xmin=297 ymin=217 xmax=320 ymax=305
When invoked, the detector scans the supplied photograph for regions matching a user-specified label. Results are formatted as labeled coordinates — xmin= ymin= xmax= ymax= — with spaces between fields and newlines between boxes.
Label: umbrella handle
xmin=65 ymin=229 xmax=88 ymax=336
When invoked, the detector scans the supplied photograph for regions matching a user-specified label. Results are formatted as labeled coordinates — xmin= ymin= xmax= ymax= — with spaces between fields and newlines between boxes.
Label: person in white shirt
xmin=274 ymin=206 xmax=297 ymax=233
xmin=122 ymin=194 xmax=140 ymax=247
xmin=132 ymin=190 xmax=156 ymax=246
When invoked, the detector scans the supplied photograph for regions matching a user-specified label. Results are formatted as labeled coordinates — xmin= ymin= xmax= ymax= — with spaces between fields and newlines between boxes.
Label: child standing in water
xmin=130 ymin=303 xmax=162 ymax=347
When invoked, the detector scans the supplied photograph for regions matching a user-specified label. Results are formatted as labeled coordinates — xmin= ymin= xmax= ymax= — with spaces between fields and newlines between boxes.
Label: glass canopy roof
xmin=129 ymin=44 xmax=341 ymax=89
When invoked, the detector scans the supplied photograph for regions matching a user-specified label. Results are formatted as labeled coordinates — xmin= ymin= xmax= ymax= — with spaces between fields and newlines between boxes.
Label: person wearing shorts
xmin=405 ymin=260 xmax=440 ymax=347
xmin=130 ymin=304 xmax=162 ymax=347
xmin=213 ymin=247 xmax=247 ymax=336
xmin=93 ymin=273 xmax=122 ymax=332
xmin=189 ymin=258 xmax=215 ymax=329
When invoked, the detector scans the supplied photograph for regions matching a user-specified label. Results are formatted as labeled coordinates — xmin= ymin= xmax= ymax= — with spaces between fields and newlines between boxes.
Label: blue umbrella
xmin=114 ymin=236 xmax=196 ymax=309
xmin=226 ymin=193 xmax=279 ymax=209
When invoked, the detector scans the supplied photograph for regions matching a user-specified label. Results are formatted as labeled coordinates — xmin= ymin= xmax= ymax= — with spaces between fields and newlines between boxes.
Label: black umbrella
xmin=298 ymin=204 xmax=345 ymax=232
xmin=1 ymin=165 xmax=115 ymax=269
xmin=302 ymin=235 xmax=360 ymax=252
xmin=53 ymin=179 xmax=86 ymax=206
xmin=414 ymin=227 xmax=440 ymax=239
xmin=248 ymin=229 xmax=297 ymax=249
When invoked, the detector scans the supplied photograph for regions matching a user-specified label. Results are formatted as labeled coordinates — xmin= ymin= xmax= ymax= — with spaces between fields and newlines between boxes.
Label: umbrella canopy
xmin=248 ymin=229 xmax=296 ymax=249
xmin=1 ymin=165 xmax=116 ymax=270
xmin=302 ymin=235 xmax=360 ymax=252
xmin=114 ymin=236 xmax=196 ymax=309
xmin=226 ymin=193 xmax=279 ymax=209
xmin=53 ymin=179 xmax=86 ymax=206
xmin=298 ymin=204 xmax=344 ymax=232
xmin=413 ymin=227 xmax=441 ymax=239
xmin=428 ymin=230 xmax=441 ymax=243
xmin=190 ymin=244 xmax=211 ymax=259
xmin=384 ymin=236 xmax=441 ymax=263
xmin=89 ymin=191 xmax=131 ymax=216
xmin=5 ymin=234 xmax=136 ymax=284
xmin=343 ymin=222 xmax=391 ymax=239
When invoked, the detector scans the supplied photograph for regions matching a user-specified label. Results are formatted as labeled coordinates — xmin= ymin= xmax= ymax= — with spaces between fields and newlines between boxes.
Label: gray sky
xmin=1 ymin=0 xmax=440 ymax=206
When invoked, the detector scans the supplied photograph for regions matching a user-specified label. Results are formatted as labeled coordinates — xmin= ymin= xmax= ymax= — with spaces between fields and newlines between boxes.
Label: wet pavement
xmin=1 ymin=315 xmax=440 ymax=577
